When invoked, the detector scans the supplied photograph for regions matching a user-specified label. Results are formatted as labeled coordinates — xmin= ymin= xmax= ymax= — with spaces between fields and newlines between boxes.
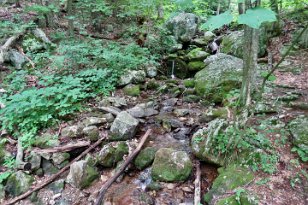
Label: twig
xmin=260 ymin=25 xmax=308 ymax=95
xmin=194 ymin=161 xmax=201 ymax=205
xmin=95 ymin=129 xmax=152 ymax=205
xmin=32 ymin=141 xmax=91 ymax=154
xmin=4 ymin=132 xmax=107 ymax=205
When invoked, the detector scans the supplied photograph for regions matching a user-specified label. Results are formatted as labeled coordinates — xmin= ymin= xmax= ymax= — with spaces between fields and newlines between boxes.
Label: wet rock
xmin=123 ymin=84 xmax=141 ymax=96
xmin=194 ymin=54 xmax=243 ymax=102
xmin=5 ymin=171 xmax=34 ymax=197
xmin=174 ymin=109 xmax=190 ymax=117
xmin=127 ymin=101 xmax=159 ymax=118
xmin=66 ymin=160 xmax=99 ymax=189
xmin=42 ymin=159 xmax=59 ymax=175
xmin=104 ymin=184 xmax=154 ymax=205
xmin=110 ymin=111 xmax=139 ymax=140
xmin=191 ymin=119 xmax=228 ymax=166
xmin=83 ymin=126 xmax=99 ymax=141
xmin=61 ymin=125 xmax=82 ymax=138
xmin=183 ymin=79 xmax=195 ymax=88
xmin=186 ymin=48 xmax=210 ymax=61
xmin=97 ymin=141 xmax=129 ymax=167
xmin=83 ymin=117 xmax=107 ymax=127
xmin=166 ymin=13 xmax=198 ymax=42
xmin=34 ymin=133 xmax=60 ymax=148
xmin=134 ymin=147 xmax=158 ymax=170
xmin=188 ymin=61 xmax=205 ymax=71
xmin=146 ymin=66 xmax=158 ymax=78
xmin=204 ymin=165 xmax=254 ymax=204
xmin=52 ymin=152 xmax=70 ymax=166
xmin=8 ymin=49 xmax=28 ymax=70
xmin=151 ymin=148 xmax=192 ymax=182
xmin=289 ymin=116 xmax=308 ymax=152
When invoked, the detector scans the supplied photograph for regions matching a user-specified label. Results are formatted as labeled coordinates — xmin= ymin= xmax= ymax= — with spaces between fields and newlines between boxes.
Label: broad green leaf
xmin=238 ymin=7 xmax=277 ymax=29
xmin=201 ymin=11 xmax=233 ymax=31
xmin=173 ymin=0 xmax=193 ymax=8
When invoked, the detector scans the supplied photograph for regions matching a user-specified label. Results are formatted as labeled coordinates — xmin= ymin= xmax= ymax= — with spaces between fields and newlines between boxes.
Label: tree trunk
xmin=238 ymin=3 xmax=244 ymax=14
xmin=240 ymin=0 xmax=260 ymax=106
xmin=67 ymin=0 xmax=74 ymax=37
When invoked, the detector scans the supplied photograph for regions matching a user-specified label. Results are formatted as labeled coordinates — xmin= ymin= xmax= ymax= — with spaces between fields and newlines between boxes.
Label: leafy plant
xmin=0 ymin=171 xmax=11 ymax=184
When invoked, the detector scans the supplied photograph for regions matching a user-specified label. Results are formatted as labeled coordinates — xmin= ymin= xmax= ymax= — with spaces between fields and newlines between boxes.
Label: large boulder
xmin=166 ymin=13 xmax=198 ymax=42
xmin=66 ymin=160 xmax=99 ymax=189
xmin=289 ymin=116 xmax=308 ymax=158
xmin=5 ymin=171 xmax=34 ymax=197
xmin=110 ymin=111 xmax=139 ymax=140
xmin=191 ymin=119 xmax=228 ymax=166
xmin=204 ymin=165 xmax=255 ymax=205
xmin=194 ymin=54 xmax=243 ymax=102
xmin=97 ymin=141 xmax=129 ymax=167
xmin=151 ymin=148 xmax=192 ymax=182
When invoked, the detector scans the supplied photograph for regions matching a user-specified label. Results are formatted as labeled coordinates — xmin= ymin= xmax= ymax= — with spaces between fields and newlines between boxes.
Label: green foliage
xmin=3 ymin=156 xmax=16 ymax=169
xmin=261 ymin=71 xmax=277 ymax=81
xmin=0 ymin=17 xmax=35 ymax=38
xmin=238 ymin=7 xmax=277 ymax=29
xmin=201 ymin=11 xmax=233 ymax=31
xmin=291 ymin=147 xmax=308 ymax=162
xmin=0 ymin=171 xmax=11 ymax=184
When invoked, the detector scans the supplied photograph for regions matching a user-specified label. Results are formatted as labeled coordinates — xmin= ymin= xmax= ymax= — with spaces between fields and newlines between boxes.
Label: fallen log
xmin=4 ymin=132 xmax=107 ymax=205
xmin=95 ymin=129 xmax=152 ymax=205
xmin=194 ymin=161 xmax=201 ymax=205
xmin=32 ymin=140 xmax=91 ymax=154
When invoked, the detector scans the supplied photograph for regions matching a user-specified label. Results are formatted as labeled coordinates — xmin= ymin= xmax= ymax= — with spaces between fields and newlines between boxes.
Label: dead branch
xmin=95 ymin=129 xmax=152 ymax=205
xmin=194 ymin=161 xmax=201 ymax=205
xmin=32 ymin=140 xmax=91 ymax=154
xmin=4 ymin=132 xmax=107 ymax=205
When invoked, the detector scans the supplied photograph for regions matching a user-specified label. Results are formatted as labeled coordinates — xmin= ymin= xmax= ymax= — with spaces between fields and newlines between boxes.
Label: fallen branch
xmin=95 ymin=129 xmax=152 ymax=205
xmin=0 ymin=32 xmax=25 ymax=64
xmin=4 ymin=132 xmax=107 ymax=205
xmin=16 ymin=138 xmax=31 ymax=171
xmin=194 ymin=161 xmax=201 ymax=205
xmin=32 ymin=140 xmax=91 ymax=154
xmin=259 ymin=25 xmax=308 ymax=95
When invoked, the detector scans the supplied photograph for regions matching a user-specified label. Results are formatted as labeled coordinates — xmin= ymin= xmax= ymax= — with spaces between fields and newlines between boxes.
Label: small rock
xmin=52 ymin=152 xmax=70 ymax=165
xmin=28 ymin=151 xmax=42 ymax=171
xmin=83 ymin=117 xmax=107 ymax=127
xmin=61 ymin=125 xmax=81 ymax=138
xmin=146 ymin=66 xmax=157 ymax=78
xmin=8 ymin=49 xmax=27 ymax=70
xmin=66 ymin=160 xmax=99 ymax=189
xmin=123 ymin=84 xmax=141 ymax=96
xmin=42 ymin=159 xmax=59 ymax=175
xmin=48 ymin=179 xmax=65 ymax=194
xmin=97 ymin=141 xmax=129 ymax=167
xmin=127 ymin=101 xmax=159 ymax=118
xmin=161 ymin=98 xmax=178 ymax=107
xmin=174 ymin=109 xmax=190 ymax=117
xmin=83 ymin=126 xmax=99 ymax=141
xmin=110 ymin=111 xmax=139 ymax=140
xmin=32 ymin=28 xmax=52 ymax=44
xmin=106 ymin=97 xmax=127 ymax=107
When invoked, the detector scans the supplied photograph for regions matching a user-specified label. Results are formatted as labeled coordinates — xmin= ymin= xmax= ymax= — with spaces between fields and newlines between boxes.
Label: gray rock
xmin=5 ymin=171 xmax=34 ymax=197
xmin=66 ymin=160 xmax=99 ymax=189
xmin=194 ymin=54 xmax=243 ymax=102
xmin=146 ymin=66 xmax=158 ymax=78
xmin=42 ymin=159 xmax=59 ymax=175
xmin=186 ymin=48 xmax=210 ymax=61
xmin=83 ymin=126 xmax=99 ymax=141
xmin=52 ymin=152 xmax=70 ymax=165
xmin=166 ymin=13 xmax=198 ymax=42
xmin=83 ymin=117 xmax=107 ymax=127
xmin=161 ymin=98 xmax=178 ymax=107
xmin=107 ymin=97 xmax=127 ymax=107
xmin=110 ymin=111 xmax=139 ymax=140
xmin=97 ymin=141 xmax=129 ymax=167
xmin=61 ymin=125 xmax=82 ymax=138
xmin=289 ymin=116 xmax=308 ymax=152
xmin=151 ymin=148 xmax=192 ymax=182
xmin=220 ymin=31 xmax=244 ymax=58
xmin=32 ymin=28 xmax=52 ymax=44
xmin=28 ymin=151 xmax=41 ymax=171
xmin=173 ymin=128 xmax=191 ymax=140
xmin=174 ymin=109 xmax=190 ymax=117
xmin=118 ymin=70 xmax=146 ymax=86
xmin=127 ymin=101 xmax=159 ymax=118
xmin=47 ymin=179 xmax=65 ymax=194
xmin=8 ymin=49 xmax=27 ymax=69
xmin=34 ymin=133 xmax=60 ymax=149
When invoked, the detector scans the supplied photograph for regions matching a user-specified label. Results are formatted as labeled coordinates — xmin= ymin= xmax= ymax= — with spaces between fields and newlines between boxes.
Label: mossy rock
xmin=186 ymin=48 xmax=209 ymax=61
xmin=97 ymin=141 xmax=129 ymax=167
xmin=151 ymin=148 xmax=192 ymax=182
xmin=216 ymin=193 xmax=258 ymax=205
xmin=183 ymin=95 xmax=201 ymax=103
xmin=5 ymin=171 xmax=34 ymax=197
xmin=200 ymin=107 xmax=229 ymax=123
xmin=204 ymin=165 xmax=254 ymax=204
xmin=188 ymin=61 xmax=205 ymax=71
xmin=288 ymin=116 xmax=308 ymax=153
xmin=123 ymin=84 xmax=141 ymax=96
xmin=134 ymin=147 xmax=158 ymax=170
xmin=183 ymin=79 xmax=195 ymax=88
xmin=34 ymin=134 xmax=60 ymax=148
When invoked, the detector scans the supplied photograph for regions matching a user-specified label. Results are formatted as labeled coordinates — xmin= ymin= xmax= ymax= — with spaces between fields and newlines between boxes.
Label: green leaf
xmin=238 ymin=7 xmax=277 ymax=29
xmin=201 ymin=11 xmax=233 ymax=31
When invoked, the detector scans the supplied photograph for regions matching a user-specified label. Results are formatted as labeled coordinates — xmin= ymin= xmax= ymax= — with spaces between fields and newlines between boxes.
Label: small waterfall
xmin=171 ymin=60 xmax=175 ymax=79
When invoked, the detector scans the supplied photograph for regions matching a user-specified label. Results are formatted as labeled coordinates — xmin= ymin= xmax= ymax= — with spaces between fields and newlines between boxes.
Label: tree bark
xmin=240 ymin=0 xmax=260 ymax=106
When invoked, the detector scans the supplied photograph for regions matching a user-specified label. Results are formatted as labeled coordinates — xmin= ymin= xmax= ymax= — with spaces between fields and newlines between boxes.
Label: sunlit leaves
xmin=238 ymin=7 xmax=277 ymax=29
xmin=201 ymin=11 xmax=233 ymax=31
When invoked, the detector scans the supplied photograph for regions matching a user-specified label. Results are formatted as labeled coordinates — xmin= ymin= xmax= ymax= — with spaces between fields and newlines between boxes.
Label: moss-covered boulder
xmin=123 ymin=84 xmax=141 ymax=96
xmin=204 ymin=165 xmax=254 ymax=204
xmin=5 ymin=171 xmax=34 ymax=197
xmin=151 ymin=148 xmax=192 ymax=182
xmin=194 ymin=54 xmax=243 ymax=102
xmin=134 ymin=147 xmax=158 ymax=170
xmin=97 ymin=141 xmax=129 ymax=167
xmin=289 ymin=116 xmax=308 ymax=158
xmin=183 ymin=79 xmax=195 ymax=88
xmin=66 ymin=160 xmax=99 ymax=189
xmin=188 ymin=61 xmax=206 ymax=71
xmin=191 ymin=119 xmax=228 ymax=166
xmin=186 ymin=48 xmax=210 ymax=61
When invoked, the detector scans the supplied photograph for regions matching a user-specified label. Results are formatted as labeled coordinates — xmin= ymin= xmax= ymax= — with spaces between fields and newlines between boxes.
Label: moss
xmin=79 ymin=165 xmax=99 ymax=189
xmin=186 ymin=48 xmax=209 ymax=61
xmin=123 ymin=84 xmax=140 ymax=96
xmin=216 ymin=193 xmax=258 ymax=205
xmin=146 ymin=80 xmax=160 ymax=90
xmin=183 ymin=95 xmax=201 ymax=103
xmin=183 ymin=79 xmax=195 ymax=88
xmin=204 ymin=165 xmax=254 ymax=204
xmin=188 ymin=61 xmax=205 ymax=71
xmin=5 ymin=171 xmax=34 ymax=197
xmin=134 ymin=147 xmax=158 ymax=170
xmin=97 ymin=142 xmax=129 ymax=167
